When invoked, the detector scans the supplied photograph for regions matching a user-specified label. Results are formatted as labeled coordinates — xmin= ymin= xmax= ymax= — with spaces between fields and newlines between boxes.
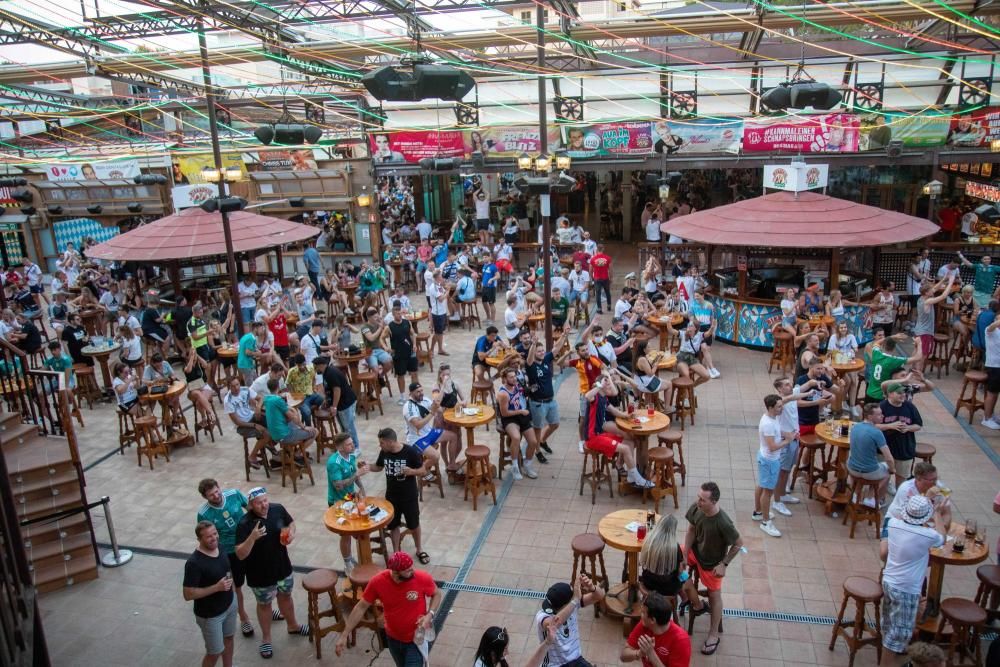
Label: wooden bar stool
xmin=669 ymin=376 xmax=695 ymax=430
xmin=314 ymin=408 xmax=338 ymax=461
xmin=302 ymin=568 xmax=346 ymax=659
xmin=792 ymin=433 xmax=828 ymax=498
xmin=644 ymin=447 xmax=678 ymax=512
xmin=117 ymin=410 xmax=137 ymax=455
xmin=934 ymin=598 xmax=986 ymax=667
xmin=134 ymin=415 xmax=169 ymax=469
xmin=570 ymin=533 xmax=609 ymax=617
xmin=496 ymin=429 xmax=523 ymax=480
xmin=355 ymin=371 xmax=384 ymax=420
xmin=419 ymin=451 xmax=445 ymax=501
xmin=829 ymin=576 xmax=883 ymax=667
xmin=344 ymin=564 xmax=383 ymax=649
xmin=470 ymin=379 xmax=495 ymax=406
xmin=974 ymin=564 xmax=1000 ymax=625
xmin=769 ymin=331 xmax=794 ymax=374
xmin=843 ymin=476 xmax=881 ymax=539
xmin=954 ymin=370 xmax=987 ymax=424
xmin=280 ymin=442 xmax=314 ymax=493
xmin=579 ymin=448 xmax=614 ymax=504
xmin=463 ymin=445 xmax=496 ymax=511
xmin=415 ymin=332 xmax=434 ymax=371
xmin=241 ymin=434 xmax=271 ymax=482
xmin=459 ymin=301 xmax=481 ymax=331
xmin=73 ymin=364 xmax=100 ymax=409
xmin=925 ymin=333 xmax=951 ymax=378
xmin=189 ymin=390 xmax=223 ymax=444
xmin=914 ymin=442 xmax=936 ymax=465
xmin=657 ymin=431 xmax=685 ymax=486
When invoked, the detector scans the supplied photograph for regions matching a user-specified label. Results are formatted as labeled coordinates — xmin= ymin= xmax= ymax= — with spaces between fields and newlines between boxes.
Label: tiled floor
xmin=35 ymin=243 xmax=1000 ymax=666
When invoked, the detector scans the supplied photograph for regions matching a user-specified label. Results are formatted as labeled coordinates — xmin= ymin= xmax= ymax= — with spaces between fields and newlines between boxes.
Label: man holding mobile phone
xmin=183 ymin=521 xmax=237 ymax=667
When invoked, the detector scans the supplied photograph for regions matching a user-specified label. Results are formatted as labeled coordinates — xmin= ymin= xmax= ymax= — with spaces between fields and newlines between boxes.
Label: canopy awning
xmin=660 ymin=191 xmax=939 ymax=248
xmin=86 ymin=206 xmax=319 ymax=263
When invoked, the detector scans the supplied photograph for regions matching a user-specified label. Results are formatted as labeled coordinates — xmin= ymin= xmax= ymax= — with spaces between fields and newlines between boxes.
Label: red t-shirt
xmin=268 ymin=314 xmax=289 ymax=347
xmin=590 ymin=253 xmax=612 ymax=281
xmin=572 ymin=250 xmax=591 ymax=267
xmin=627 ymin=619 xmax=692 ymax=667
xmin=938 ymin=208 xmax=959 ymax=232
xmin=362 ymin=569 xmax=436 ymax=643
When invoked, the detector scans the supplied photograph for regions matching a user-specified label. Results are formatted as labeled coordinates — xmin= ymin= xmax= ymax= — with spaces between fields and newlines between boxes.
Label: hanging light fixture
xmin=356 ymin=186 xmax=371 ymax=208
xmin=555 ymin=151 xmax=571 ymax=171
xmin=534 ymin=153 xmax=552 ymax=173
xmin=517 ymin=152 xmax=533 ymax=171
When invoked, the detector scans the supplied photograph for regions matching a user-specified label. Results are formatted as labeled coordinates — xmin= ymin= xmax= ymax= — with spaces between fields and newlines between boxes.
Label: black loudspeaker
xmin=761 ymin=85 xmax=792 ymax=111
xmin=47 ymin=205 xmax=63 ymax=215
xmin=12 ymin=190 xmax=32 ymax=203
xmin=0 ymin=178 xmax=27 ymax=187
xmin=418 ymin=157 xmax=462 ymax=172
xmin=644 ymin=173 xmax=659 ymax=188
xmin=514 ymin=176 xmax=551 ymax=195
xmin=254 ymin=125 xmax=275 ymax=144
xmin=414 ymin=65 xmax=475 ymax=101
xmin=886 ymin=140 xmax=903 ymax=158
xmin=87 ymin=205 xmax=103 ymax=214
xmin=127 ymin=202 xmax=143 ymax=213
xmin=551 ymin=172 xmax=577 ymax=194
xmin=289 ymin=197 xmax=305 ymax=207
xmin=255 ymin=124 xmax=323 ymax=145
xmin=134 ymin=174 xmax=168 ymax=185
xmin=20 ymin=206 xmax=35 ymax=216
xmin=975 ymin=204 xmax=1000 ymax=224
xmin=362 ymin=66 xmax=419 ymax=102
xmin=200 ymin=197 xmax=246 ymax=214
xmin=789 ymin=82 xmax=842 ymax=110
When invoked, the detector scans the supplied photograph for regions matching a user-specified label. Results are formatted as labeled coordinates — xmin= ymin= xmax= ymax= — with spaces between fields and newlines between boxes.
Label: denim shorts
xmin=529 ymin=398 xmax=559 ymax=428
xmin=251 ymin=575 xmax=294 ymax=604
xmin=779 ymin=439 xmax=799 ymax=472
xmin=757 ymin=454 xmax=781 ymax=490
xmin=195 ymin=596 xmax=237 ymax=655
xmin=281 ymin=424 xmax=313 ymax=444
xmin=367 ymin=348 xmax=392 ymax=367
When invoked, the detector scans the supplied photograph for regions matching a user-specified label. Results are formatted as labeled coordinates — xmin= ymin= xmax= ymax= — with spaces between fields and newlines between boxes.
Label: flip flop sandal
xmin=701 ymin=638 xmax=720 ymax=655
xmin=259 ymin=643 xmax=273 ymax=659
xmin=241 ymin=621 xmax=254 ymax=637
xmin=289 ymin=623 xmax=311 ymax=637
xmin=416 ymin=551 xmax=430 ymax=565
xmin=271 ymin=609 xmax=285 ymax=621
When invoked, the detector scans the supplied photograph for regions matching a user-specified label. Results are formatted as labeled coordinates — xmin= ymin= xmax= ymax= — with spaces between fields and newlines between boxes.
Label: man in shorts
xmin=479 ymin=252 xmax=499 ymax=324
xmin=234 ymin=488 xmax=309 ymax=659
xmin=682 ymin=481 xmax=743 ymax=656
xmin=368 ymin=427 xmax=432 ymax=564
xmin=262 ymin=377 xmax=317 ymax=454
xmin=183 ymin=521 xmax=238 ymax=667
xmin=846 ymin=403 xmax=895 ymax=507
xmin=880 ymin=496 xmax=946 ymax=667
xmin=197 ymin=479 xmax=255 ymax=638
xmin=402 ymin=382 xmax=453 ymax=472
xmin=753 ymin=394 xmax=794 ymax=538
xmin=222 ymin=376 xmax=274 ymax=469
xmin=526 ymin=333 xmax=571 ymax=462
xmin=569 ymin=340 xmax=604 ymax=453
xmin=386 ymin=301 xmax=419 ymax=402
xmin=427 ymin=270 xmax=449 ymax=356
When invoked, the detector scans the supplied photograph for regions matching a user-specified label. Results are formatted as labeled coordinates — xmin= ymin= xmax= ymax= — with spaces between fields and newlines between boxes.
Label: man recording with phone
xmin=234 ymin=487 xmax=309 ymax=659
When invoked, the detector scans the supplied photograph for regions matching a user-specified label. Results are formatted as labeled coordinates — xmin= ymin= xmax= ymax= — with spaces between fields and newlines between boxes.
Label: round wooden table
xmin=284 ymin=392 xmax=304 ymax=409
xmin=404 ymin=310 xmax=428 ymax=334
xmin=81 ymin=342 xmax=121 ymax=396
xmin=340 ymin=280 xmax=359 ymax=306
xmin=140 ymin=378 xmax=188 ymax=437
xmin=485 ymin=350 xmax=516 ymax=368
xmin=443 ymin=404 xmax=495 ymax=448
xmin=614 ymin=411 xmax=671 ymax=472
xmin=323 ymin=497 xmax=395 ymax=566
xmin=216 ymin=344 xmax=239 ymax=383
xmin=527 ymin=312 xmax=546 ymax=332
xmin=804 ymin=315 xmax=835 ymax=330
xmin=650 ymin=312 xmax=684 ymax=352
xmin=333 ymin=350 xmax=367 ymax=391
xmin=918 ymin=522 xmax=991 ymax=632
xmin=79 ymin=308 xmax=105 ymax=338
xmin=813 ymin=420 xmax=853 ymax=514
xmin=826 ymin=355 xmax=865 ymax=374
xmin=598 ymin=509 xmax=660 ymax=622
xmin=646 ymin=352 xmax=677 ymax=374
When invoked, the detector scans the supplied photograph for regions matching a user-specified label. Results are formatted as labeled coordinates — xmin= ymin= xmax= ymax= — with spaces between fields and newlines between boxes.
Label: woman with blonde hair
xmin=638 ymin=514 xmax=687 ymax=600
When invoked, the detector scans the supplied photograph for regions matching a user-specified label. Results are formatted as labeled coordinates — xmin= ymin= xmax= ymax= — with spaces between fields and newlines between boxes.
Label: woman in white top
xmin=117 ymin=324 xmax=144 ymax=372
xmin=671 ymin=320 xmax=712 ymax=385
xmin=828 ymin=321 xmax=858 ymax=357
xmin=778 ymin=287 xmax=799 ymax=337
xmin=111 ymin=362 xmax=140 ymax=415
xmin=825 ymin=289 xmax=856 ymax=318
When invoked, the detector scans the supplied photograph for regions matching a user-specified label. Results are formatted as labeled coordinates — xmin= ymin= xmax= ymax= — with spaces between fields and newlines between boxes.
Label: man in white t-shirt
xmin=426 ymin=271 xmax=449 ymax=356
xmin=503 ymin=292 xmax=526 ymax=342
xmin=935 ymin=260 xmax=961 ymax=283
xmin=299 ymin=319 xmax=325 ymax=366
xmin=237 ymin=277 xmax=258 ymax=329
xmin=771 ymin=376 xmax=808 ymax=518
xmin=753 ymin=394 xmax=794 ymax=538
xmin=882 ymin=461 xmax=951 ymax=537
xmin=581 ymin=231 xmax=597 ymax=257
xmin=907 ymin=250 xmax=930 ymax=298
xmin=568 ymin=261 xmax=591 ymax=307
xmin=982 ymin=311 xmax=1000 ymax=428
xmin=222 ymin=378 xmax=272 ymax=467
xmin=250 ymin=363 xmax=286 ymax=397
xmin=534 ymin=578 xmax=605 ymax=667
xmin=613 ymin=287 xmax=632 ymax=320
xmin=474 ymin=189 xmax=492 ymax=245
xmin=676 ymin=267 xmax=697 ymax=309
xmin=645 ymin=212 xmax=662 ymax=242
xmin=880 ymin=496 xmax=946 ymax=665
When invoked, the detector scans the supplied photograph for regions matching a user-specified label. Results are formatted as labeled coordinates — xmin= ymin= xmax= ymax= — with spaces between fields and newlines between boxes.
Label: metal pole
xmin=197 ymin=11 xmax=244 ymax=334
xmin=538 ymin=3 xmax=553 ymax=351
xmin=99 ymin=496 xmax=133 ymax=567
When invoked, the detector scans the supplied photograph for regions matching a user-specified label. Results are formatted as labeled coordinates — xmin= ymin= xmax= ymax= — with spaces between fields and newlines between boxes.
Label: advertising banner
xmin=173 ymin=153 xmax=246 ymax=184
xmin=257 ymin=149 xmax=320 ymax=171
xmin=551 ymin=122 xmax=654 ymax=157
xmin=742 ymin=113 xmax=860 ymax=153
xmin=171 ymin=183 xmax=220 ymax=210
xmin=369 ymin=130 xmax=465 ymax=164
xmin=859 ymin=113 xmax=951 ymax=150
xmin=45 ymin=160 xmax=141 ymax=182
xmin=465 ymin=126 xmax=543 ymax=157
xmin=946 ymin=107 xmax=1000 ymax=147
xmin=651 ymin=118 xmax=743 ymax=154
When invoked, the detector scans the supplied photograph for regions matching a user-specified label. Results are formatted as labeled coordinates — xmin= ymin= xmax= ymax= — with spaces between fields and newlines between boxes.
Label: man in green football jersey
xmin=197 ymin=479 xmax=255 ymax=639
xmin=866 ymin=336 xmax=921 ymax=402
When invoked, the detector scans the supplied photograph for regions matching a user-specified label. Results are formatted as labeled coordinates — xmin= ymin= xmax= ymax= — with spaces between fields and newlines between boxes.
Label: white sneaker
xmin=522 ymin=461 xmax=538 ymax=479
xmin=771 ymin=502 xmax=792 ymax=517
xmin=397 ymin=397 xmax=406 ymax=405
xmin=345 ymin=308 xmax=355 ymax=315
xmin=751 ymin=511 xmax=763 ymax=522
xmin=628 ymin=471 xmax=655 ymax=488
xmin=982 ymin=417 xmax=1000 ymax=430
xmin=578 ymin=440 xmax=585 ymax=454
xmin=759 ymin=520 xmax=782 ymax=537
xmin=861 ymin=497 xmax=877 ymax=509
xmin=709 ymin=368 xmax=721 ymax=379
xmin=851 ymin=405 xmax=862 ymax=418
xmin=510 ymin=465 xmax=523 ymax=481
xmin=779 ymin=495 xmax=801 ymax=504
